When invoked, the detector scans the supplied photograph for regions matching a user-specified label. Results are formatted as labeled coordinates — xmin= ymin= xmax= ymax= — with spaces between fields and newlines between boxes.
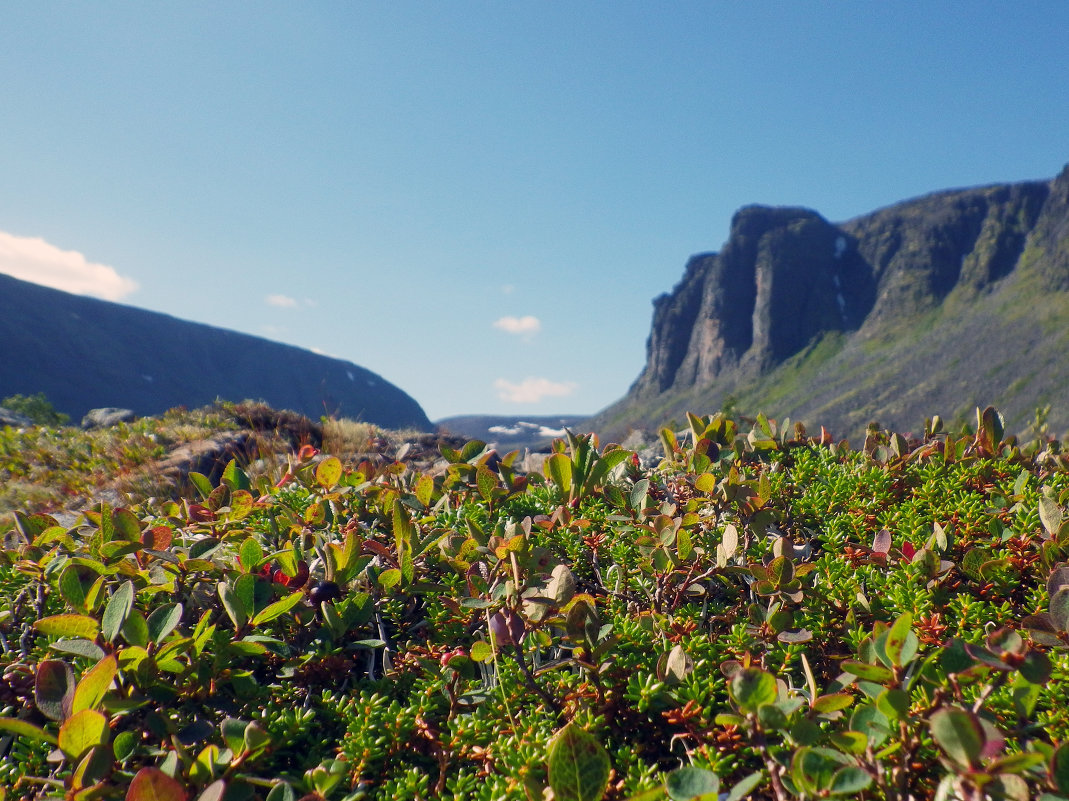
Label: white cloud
xmin=493 ymin=315 xmax=541 ymax=336
xmin=494 ymin=377 xmax=577 ymax=404
xmin=266 ymin=294 xmax=299 ymax=308
xmin=266 ymin=294 xmax=316 ymax=309
xmin=0 ymin=230 xmax=137 ymax=301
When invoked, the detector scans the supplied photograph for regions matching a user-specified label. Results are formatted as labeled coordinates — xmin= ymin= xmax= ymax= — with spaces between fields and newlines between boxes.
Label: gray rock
xmin=0 ymin=406 xmax=33 ymax=427
xmin=82 ymin=407 xmax=136 ymax=429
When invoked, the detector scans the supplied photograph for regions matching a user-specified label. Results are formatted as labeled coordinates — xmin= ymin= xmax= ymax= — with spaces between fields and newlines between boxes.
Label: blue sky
xmin=2 ymin=3 xmax=1067 ymax=421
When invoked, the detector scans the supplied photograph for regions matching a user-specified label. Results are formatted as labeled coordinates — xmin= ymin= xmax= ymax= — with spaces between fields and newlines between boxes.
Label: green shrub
xmin=1 ymin=392 xmax=69 ymax=426
xmin=1 ymin=406 xmax=1068 ymax=800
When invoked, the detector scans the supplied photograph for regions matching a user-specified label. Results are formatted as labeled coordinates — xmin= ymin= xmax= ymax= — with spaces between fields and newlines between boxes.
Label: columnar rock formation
xmin=599 ymin=164 xmax=1069 ymax=438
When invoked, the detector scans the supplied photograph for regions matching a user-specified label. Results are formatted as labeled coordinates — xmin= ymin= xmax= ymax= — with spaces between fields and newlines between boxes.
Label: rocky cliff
xmin=598 ymin=164 xmax=1069 ymax=439
xmin=0 ymin=272 xmax=432 ymax=430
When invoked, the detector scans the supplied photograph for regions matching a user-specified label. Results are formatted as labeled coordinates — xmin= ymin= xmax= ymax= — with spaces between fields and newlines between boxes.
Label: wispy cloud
xmin=494 ymin=376 xmax=577 ymax=404
xmin=0 ymin=230 xmax=137 ymax=301
xmin=493 ymin=315 xmax=541 ymax=336
xmin=266 ymin=294 xmax=299 ymax=308
xmin=266 ymin=294 xmax=316 ymax=309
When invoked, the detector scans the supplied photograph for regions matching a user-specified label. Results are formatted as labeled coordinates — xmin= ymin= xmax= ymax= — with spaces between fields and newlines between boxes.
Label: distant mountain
xmin=593 ymin=164 xmax=1069 ymax=441
xmin=436 ymin=414 xmax=591 ymax=452
xmin=0 ymin=272 xmax=431 ymax=430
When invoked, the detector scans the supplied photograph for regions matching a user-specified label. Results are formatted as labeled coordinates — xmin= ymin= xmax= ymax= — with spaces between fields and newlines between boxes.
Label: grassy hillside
xmin=2 ymin=404 xmax=1069 ymax=800
xmin=598 ymin=266 xmax=1069 ymax=444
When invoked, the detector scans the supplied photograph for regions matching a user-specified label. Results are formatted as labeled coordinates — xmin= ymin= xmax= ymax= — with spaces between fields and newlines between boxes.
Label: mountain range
xmin=0 ymin=272 xmax=431 ymax=430
xmin=5 ymin=164 xmax=1069 ymax=443
xmin=593 ymin=163 xmax=1069 ymax=441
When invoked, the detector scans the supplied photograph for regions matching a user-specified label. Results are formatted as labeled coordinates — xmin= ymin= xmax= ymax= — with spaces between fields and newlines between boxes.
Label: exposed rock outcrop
xmin=599 ymin=164 xmax=1069 ymax=439
xmin=0 ymin=407 xmax=33 ymax=428
xmin=81 ymin=408 xmax=136 ymax=429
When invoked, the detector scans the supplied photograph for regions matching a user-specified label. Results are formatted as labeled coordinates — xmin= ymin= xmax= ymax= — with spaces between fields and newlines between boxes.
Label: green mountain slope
xmin=594 ymin=165 xmax=1069 ymax=441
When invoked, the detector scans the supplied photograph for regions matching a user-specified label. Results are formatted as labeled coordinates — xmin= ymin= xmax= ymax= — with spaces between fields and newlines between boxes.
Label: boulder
xmin=82 ymin=407 xmax=136 ymax=429
xmin=0 ymin=406 xmax=33 ymax=427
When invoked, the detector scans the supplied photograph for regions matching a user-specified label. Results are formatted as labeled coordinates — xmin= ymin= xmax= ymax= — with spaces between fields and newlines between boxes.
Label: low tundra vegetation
xmin=2 ymin=405 xmax=1069 ymax=800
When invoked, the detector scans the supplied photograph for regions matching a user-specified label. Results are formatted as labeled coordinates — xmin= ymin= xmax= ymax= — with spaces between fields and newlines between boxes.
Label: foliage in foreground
xmin=2 ymin=406 xmax=1069 ymax=800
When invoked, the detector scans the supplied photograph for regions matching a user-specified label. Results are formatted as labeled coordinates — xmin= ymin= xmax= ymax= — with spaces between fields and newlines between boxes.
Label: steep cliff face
xmin=603 ymin=165 xmax=1069 ymax=438
xmin=0 ymin=272 xmax=432 ymax=430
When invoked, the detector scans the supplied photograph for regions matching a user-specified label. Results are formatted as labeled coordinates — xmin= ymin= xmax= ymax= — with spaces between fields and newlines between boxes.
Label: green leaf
xmin=841 ymin=660 xmax=894 ymax=683
xmin=476 ymin=465 xmax=498 ymax=504
xmin=665 ymin=766 xmax=720 ymax=800
xmin=315 ymin=457 xmax=343 ymax=489
xmin=123 ymin=611 xmax=150 ymax=648
xmin=676 ymin=526 xmax=693 ymax=562
xmin=850 ymin=704 xmax=891 ymax=748
xmin=35 ymin=659 xmax=75 ymax=721
xmin=729 ymin=668 xmax=777 ymax=714
xmin=661 ymin=644 xmax=693 ymax=685
xmin=220 ymin=718 xmax=247 ymax=754
xmin=630 ymin=479 xmax=650 ymax=513
xmin=35 ymin=613 xmax=100 ymax=640
xmin=830 ymin=731 xmax=869 ymax=755
xmin=1020 ymin=650 xmax=1052 ymax=684
xmin=113 ymin=729 xmax=137 ymax=762
xmin=58 ymin=708 xmax=109 ymax=759
xmin=545 ymin=453 xmax=574 ymax=499
xmin=470 ymin=640 xmax=494 ymax=662
xmin=546 ymin=722 xmax=611 ymax=801
xmin=725 ymin=772 xmax=763 ymax=801
xmin=187 ymin=472 xmax=213 ymax=500
xmin=929 ymin=707 xmax=984 ymax=769
xmin=244 ymin=721 xmax=271 ymax=754
xmin=146 ymin=603 xmax=183 ymax=644
xmin=251 ymin=591 xmax=304 ymax=626
xmin=239 ymin=537 xmax=263 ymax=572
xmin=1040 ymin=496 xmax=1063 ymax=538
xmin=1051 ymin=587 xmax=1069 ymax=631
xmin=102 ymin=580 xmax=135 ymax=644
xmin=876 ymin=688 xmax=910 ymax=720
xmin=222 ymin=459 xmax=252 ymax=492
xmin=392 ymin=499 xmax=415 ymax=586
xmin=50 ymin=638 xmax=105 ymax=660
xmin=768 ymin=555 xmax=793 ymax=586
xmin=0 ymin=716 xmax=58 ymax=745
xmin=377 ymin=568 xmax=402 ymax=590
xmin=459 ymin=439 xmax=487 ymax=462
xmin=829 ymin=766 xmax=872 ymax=795
xmin=112 ymin=507 xmax=142 ymax=541
xmin=218 ymin=582 xmax=248 ymax=630
xmin=72 ymin=655 xmax=117 ymax=715
xmin=883 ymin=613 xmax=916 ymax=667
xmin=792 ymin=747 xmax=849 ymax=794
xmin=694 ymin=473 xmax=717 ymax=494
xmin=546 ymin=564 xmax=578 ymax=605
xmin=59 ymin=564 xmax=89 ymax=612
xmin=812 ymin=693 xmax=855 ymax=714
xmin=1051 ymin=743 xmax=1069 ymax=795
xmin=127 ymin=766 xmax=188 ymax=801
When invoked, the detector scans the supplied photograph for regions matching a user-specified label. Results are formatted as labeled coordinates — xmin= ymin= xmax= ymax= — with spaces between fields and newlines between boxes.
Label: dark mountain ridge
xmin=595 ymin=165 xmax=1069 ymax=440
xmin=0 ymin=272 xmax=431 ymax=430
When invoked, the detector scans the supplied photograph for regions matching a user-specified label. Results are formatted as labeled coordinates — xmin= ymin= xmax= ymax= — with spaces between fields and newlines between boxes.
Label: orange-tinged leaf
xmin=127 ymin=767 xmax=188 ymax=801
xmin=72 ymin=655 xmax=118 ymax=715
xmin=59 ymin=709 xmax=109 ymax=759
xmin=315 ymin=456 xmax=343 ymax=489
xmin=35 ymin=614 xmax=100 ymax=640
